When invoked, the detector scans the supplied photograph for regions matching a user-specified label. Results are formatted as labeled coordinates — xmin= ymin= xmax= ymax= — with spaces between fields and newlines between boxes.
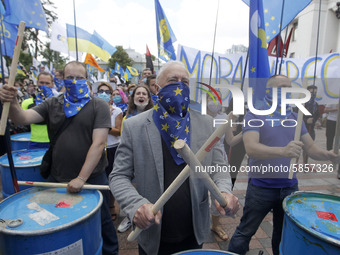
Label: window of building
xmin=292 ymin=22 xmax=298 ymax=41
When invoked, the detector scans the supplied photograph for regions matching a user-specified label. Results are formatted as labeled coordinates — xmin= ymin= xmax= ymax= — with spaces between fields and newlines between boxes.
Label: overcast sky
xmin=52 ymin=0 xmax=249 ymax=58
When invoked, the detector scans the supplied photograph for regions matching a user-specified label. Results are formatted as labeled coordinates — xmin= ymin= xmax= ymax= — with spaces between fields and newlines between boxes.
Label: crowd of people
xmin=0 ymin=61 xmax=339 ymax=255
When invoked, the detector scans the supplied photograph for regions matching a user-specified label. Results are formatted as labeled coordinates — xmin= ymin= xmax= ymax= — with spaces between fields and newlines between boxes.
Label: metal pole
xmin=73 ymin=0 xmax=79 ymax=61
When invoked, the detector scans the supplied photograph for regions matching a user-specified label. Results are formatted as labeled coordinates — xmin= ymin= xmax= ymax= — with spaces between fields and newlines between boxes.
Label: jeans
xmin=228 ymin=182 xmax=298 ymax=255
xmin=48 ymin=172 xmax=119 ymax=255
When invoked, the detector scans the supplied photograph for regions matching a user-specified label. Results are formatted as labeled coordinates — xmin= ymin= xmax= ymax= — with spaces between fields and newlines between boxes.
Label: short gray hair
xmin=156 ymin=61 xmax=187 ymax=84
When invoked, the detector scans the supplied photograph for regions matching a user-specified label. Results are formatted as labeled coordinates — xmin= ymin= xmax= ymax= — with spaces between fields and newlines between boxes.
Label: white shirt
xmin=107 ymin=106 xmax=122 ymax=147
xmin=326 ymin=104 xmax=338 ymax=121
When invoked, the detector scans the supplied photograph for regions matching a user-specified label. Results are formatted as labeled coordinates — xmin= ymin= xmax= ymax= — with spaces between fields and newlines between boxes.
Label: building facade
xmin=288 ymin=0 xmax=340 ymax=58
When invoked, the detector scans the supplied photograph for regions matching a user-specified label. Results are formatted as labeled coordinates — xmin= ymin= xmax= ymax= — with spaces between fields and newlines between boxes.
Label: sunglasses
xmin=98 ymin=89 xmax=111 ymax=95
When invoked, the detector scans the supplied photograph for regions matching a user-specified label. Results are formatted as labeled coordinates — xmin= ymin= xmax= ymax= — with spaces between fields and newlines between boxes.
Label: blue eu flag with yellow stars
xmin=153 ymin=82 xmax=190 ymax=165
xmin=63 ymin=79 xmax=91 ymax=118
xmin=4 ymin=0 xmax=49 ymax=33
xmin=249 ymin=0 xmax=270 ymax=107
xmin=242 ymin=0 xmax=312 ymax=43
xmin=35 ymin=85 xmax=53 ymax=105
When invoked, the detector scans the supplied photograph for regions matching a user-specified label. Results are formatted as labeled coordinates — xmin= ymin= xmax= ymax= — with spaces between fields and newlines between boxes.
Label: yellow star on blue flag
xmin=242 ymin=0 xmax=312 ymax=43
xmin=4 ymin=0 xmax=49 ymax=32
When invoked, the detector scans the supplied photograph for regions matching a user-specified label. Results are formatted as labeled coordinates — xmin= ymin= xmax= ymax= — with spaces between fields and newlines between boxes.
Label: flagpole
xmin=208 ymin=0 xmax=220 ymax=86
xmin=279 ymin=26 xmax=289 ymax=74
xmin=73 ymin=0 xmax=79 ymax=61
xmin=275 ymin=0 xmax=286 ymax=75
xmin=240 ymin=49 xmax=249 ymax=92
xmin=313 ymin=0 xmax=322 ymax=87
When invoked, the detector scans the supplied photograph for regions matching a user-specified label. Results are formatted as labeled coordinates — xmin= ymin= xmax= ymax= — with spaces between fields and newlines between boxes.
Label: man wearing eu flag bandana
xmin=0 ymin=61 xmax=118 ymax=255
xmin=110 ymin=61 xmax=239 ymax=255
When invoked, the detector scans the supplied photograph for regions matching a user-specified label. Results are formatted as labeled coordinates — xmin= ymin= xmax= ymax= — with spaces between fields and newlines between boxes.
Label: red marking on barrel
xmin=316 ymin=211 xmax=338 ymax=222
xmin=25 ymin=181 xmax=34 ymax=184
xmin=205 ymin=137 xmax=220 ymax=152
xmin=56 ymin=201 xmax=70 ymax=208
xmin=15 ymin=36 xmax=19 ymax=46
xmin=19 ymin=156 xmax=31 ymax=160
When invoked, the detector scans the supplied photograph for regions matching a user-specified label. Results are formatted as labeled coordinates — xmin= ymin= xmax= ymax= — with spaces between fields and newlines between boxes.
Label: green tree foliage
xmin=108 ymin=46 xmax=133 ymax=70
xmin=19 ymin=51 xmax=33 ymax=70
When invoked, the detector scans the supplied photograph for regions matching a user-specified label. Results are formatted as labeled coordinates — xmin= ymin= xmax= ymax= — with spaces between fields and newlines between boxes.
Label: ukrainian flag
xmin=66 ymin=24 xmax=115 ymax=62
xmin=126 ymin=66 xmax=139 ymax=76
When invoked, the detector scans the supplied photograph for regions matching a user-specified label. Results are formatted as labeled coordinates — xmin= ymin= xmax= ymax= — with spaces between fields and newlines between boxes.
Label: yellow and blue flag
xmin=107 ymin=67 xmax=115 ymax=77
xmin=242 ymin=0 xmax=312 ymax=43
xmin=93 ymin=31 xmax=117 ymax=61
xmin=3 ymin=0 xmax=48 ymax=33
xmin=154 ymin=0 xmax=176 ymax=62
xmin=249 ymin=0 xmax=270 ymax=106
xmin=126 ymin=66 xmax=139 ymax=76
xmin=66 ymin=24 xmax=116 ymax=62
xmin=123 ymin=68 xmax=131 ymax=82
xmin=114 ymin=62 xmax=124 ymax=76
xmin=17 ymin=65 xmax=26 ymax=76
xmin=0 ymin=2 xmax=18 ymax=57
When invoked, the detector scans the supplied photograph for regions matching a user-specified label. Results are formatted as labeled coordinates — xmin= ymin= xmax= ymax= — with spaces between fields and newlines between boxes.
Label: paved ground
xmin=114 ymin=127 xmax=340 ymax=255
xmin=1 ymin=127 xmax=339 ymax=255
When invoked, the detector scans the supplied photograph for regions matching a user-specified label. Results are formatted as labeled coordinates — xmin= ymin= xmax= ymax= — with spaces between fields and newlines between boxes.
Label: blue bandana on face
xmin=152 ymin=81 xmax=191 ymax=165
xmin=264 ymin=87 xmax=292 ymax=126
xmin=54 ymin=77 xmax=65 ymax=91
xmin=63 ymin=79 xmax=91 ymax=118
xmin=35 ymin=85 xmax=53 ymax=105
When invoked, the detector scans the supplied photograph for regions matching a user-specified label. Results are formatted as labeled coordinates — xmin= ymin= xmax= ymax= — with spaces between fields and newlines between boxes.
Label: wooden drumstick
xmin=0 ymin=22 xmax=26 ymax=135
xmin=127 ymin=120 xmax=229 ymax=242
xmin=289 ymin=78 xmax=308 ymax=179
xmin=17 ymin=181 xmax=110 ymax=190
xmin=174 ymin=139 xmax=227 ymax=208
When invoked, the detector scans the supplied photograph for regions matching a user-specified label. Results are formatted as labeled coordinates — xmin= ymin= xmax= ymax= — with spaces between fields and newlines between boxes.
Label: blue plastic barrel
xmin=10 ymin=132 xmax=31 ymax=151
xmin=280 ymin=191 xmax=340 ymax=254
xmin=0 ymin=187 xmax=103 ymax=255
xmin=0 ymin=149 xmax=47 ymax=198
xmin=174 ymin=250 xmax=238 ymax=254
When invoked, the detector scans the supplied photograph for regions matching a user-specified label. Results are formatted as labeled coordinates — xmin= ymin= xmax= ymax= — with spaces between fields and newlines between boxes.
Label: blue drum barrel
xmin=0 ymin=149 xmax=47 ymax=198
xmin=0 ymin=187 xmax=103 ymax=254
xmin=10 ymin=132 xmax=31 ymax=151
xmin=281 ymin=191 xmax=340 ymax=254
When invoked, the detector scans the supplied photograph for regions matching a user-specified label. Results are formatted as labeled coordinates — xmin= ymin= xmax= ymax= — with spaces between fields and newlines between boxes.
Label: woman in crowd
xmin=117 ymin=84 xmax=154 ymax=233
xmin=112 ymin=87 xmax=128 ymax=115
xmin=97 ymin=82 xmax=123 ymax=220
xmin=127 ymin=83 xmax=137 ymax=97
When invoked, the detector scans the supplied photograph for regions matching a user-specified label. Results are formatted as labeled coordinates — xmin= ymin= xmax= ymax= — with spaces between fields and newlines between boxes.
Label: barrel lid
xmin=283 ymin=191 xmax=340 ymax=245
xmin=0 ymin=149 xmax=47 ymax=167
xmin=174 ymin=250 xmax=238 ymax=254
xmin=10 ymin=132 xmax=31 ymax=141
xmin=0 ymin=187 xmax=102 ymax=235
